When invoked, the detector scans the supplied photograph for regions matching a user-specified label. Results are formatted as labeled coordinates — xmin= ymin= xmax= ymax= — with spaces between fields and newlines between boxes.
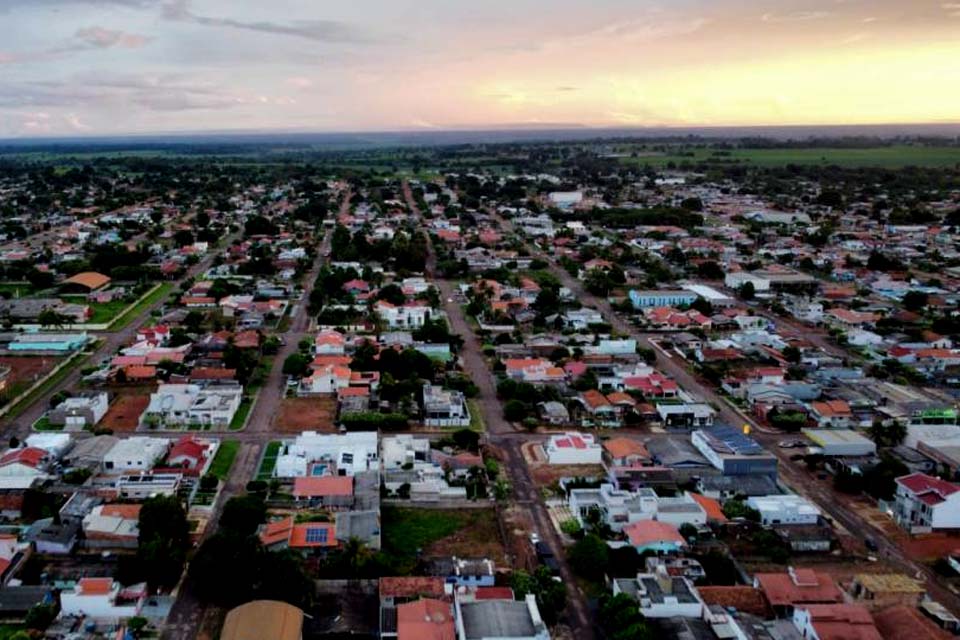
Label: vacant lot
xmin=0 ymin=355 xmax=62 ymax=397
xmin=531 ymin=463 xmax=606 ymax=488
xmin=100 ymin=393 xmax=150 ymax=432
xmin=382 ymin=506 xmax=506 ymax=567
xmin=275 ymin=397 xmax=337 ymax=433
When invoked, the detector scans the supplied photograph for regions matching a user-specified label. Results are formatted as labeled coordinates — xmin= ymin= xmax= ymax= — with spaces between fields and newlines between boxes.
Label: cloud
xmin=761 ymin=11 xmax=830 ymax=23
xmin=161 ymin=0 xmax=377 ymax=43
xmin=285 ymin=77 xmax=314 ymax=89
xmin=74 ymin=26 xmax=152 ymax=49
xmin=65 ymin=113 xmax=92 ymax=131
xmin=0 ymin=0 xmax=158 ymax=11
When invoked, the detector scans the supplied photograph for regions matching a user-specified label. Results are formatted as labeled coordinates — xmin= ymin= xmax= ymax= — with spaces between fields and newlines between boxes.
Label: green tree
xmin=568 ymin=534 xmax=609 ymax=581
xmin=282 ymin=353 xmax=311 ymax=377
xmin=220 ymin=495 xmax=267 ymax=536
xmin=137 ymin=495 xmax=190 ymax=590
xmin=738 ymin=281 xmax=755 ymax=300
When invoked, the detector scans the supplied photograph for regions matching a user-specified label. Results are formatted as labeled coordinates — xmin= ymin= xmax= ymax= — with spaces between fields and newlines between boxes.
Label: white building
xmin=568 ymin=484 xmax=706 ymax=531
xmin=275 ymin=431 xmax=378 ymax=478
xmin=116 ymin=473 xmax=181 ymax=499
xmin=422 ymin=384 xmax=470 ymax=428
xmin=103 ymin=437 xmax=171 ymax=473
xmin=381 ymin=434 xmax=431 ymax=468
xmin=374 ymin=301 xmax=432 ymax=329
xmin=894 ymin=473 xmax=960 ymax=532
xmin=724 ymin=272 xmax=771 ymax=293
xmin=49 ymin=393 xmax=110 ymax=429
xmin=612 ymin=567 xmax=704 ymax=619
xmin=142 ymin=383 xmax=242 ymax=428
xmin=746 ymin=494 xmax=821 ymax=526
xmin=24 ymin=433 xmax=72 ymax=459
xmin=544 ymin=433 xmax=602 ymax=465
xmin=59 ymin=578 xmax=144 ymax=621
xmin=548 ymin=191 xmax=583 ymax=209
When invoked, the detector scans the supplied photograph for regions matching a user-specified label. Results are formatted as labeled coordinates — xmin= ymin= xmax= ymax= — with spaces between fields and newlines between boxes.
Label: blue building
xmin=629 ymin=289 xmax=698 ymax=309
xmin=9 ymin=332 xmax=89 ymax=353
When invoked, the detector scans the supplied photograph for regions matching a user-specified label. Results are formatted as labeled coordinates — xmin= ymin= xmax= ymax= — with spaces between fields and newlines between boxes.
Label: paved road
xmin=403 ymin=182 xmax=596 ymax=639
xmin=163 ymin=193 xmax=347 ymax=640
xmin=498 ymin=213 xmax=960 ymax=616
xmin=1 ymin=236 xmax=239 ymax=440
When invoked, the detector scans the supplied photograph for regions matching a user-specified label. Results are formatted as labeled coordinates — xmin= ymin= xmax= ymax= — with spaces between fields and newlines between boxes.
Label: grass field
xmin=382 ymin=507 xmax=502 ymax=567
xmin=62 ymin=295 xmax=130 ymax=324
xmin=623 ymin=145 xmax=960 ymax=169
xmin=209 ymin=439 xmax=240 ymax=479
xmin=32 ymin=415 xmax=61 ymax=431
xmin=229 ymin=397 xmax=253 ymax=431
xmin=256 ymin=440 xmax=281 ymax=480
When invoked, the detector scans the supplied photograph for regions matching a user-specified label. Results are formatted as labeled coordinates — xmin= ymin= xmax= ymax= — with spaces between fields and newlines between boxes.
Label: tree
xmin=127 ymin=616 xmax=149 ymax=638
xmin=868 ymin=420 xmax=907 ymax=448
xmin=503 ymin=399 xmax=529 ymax=422
xmin=137 ymin=495 xmax=190 ymax=590
xmin=452 ymin=428 xmax=480 ymax=452
xmin=25 ymin=603 xmax=57 ymax=630
xmin=738 ymin=281 xmax=755 ymax=301
xmin=220 ymin=495 xmax=267 ymax=536
xmin=26 ymin=268 xmax=55 ymax=290
xmin=902 ymin=290 xmax=929 ymax=313
xmin=782 ymin=345 xmax=802 ymax=364
xmin=282 ymin=353 xmax=311 ymax=377
xmin=599 ymin=593 xmax=653 ymax=640
xmin=568 ymin=534 xmax=609 ymax=581
xmin=37 ymin=308 xmax=69 ymax=329
xmin=722 ymin=499 xmax=760 ymax=522
xmin=173 ymin=229 xmax=195 ymax=247
xmin=510 ymin=567 xmax=566 ymax=625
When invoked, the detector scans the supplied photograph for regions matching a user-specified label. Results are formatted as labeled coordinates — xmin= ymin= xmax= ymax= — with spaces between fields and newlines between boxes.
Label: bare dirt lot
xmin=0 ymin=355 xmax=63 ymax=396
xmin=100 ymin=393 xmax=150 ymax=432
xmin=530 ymin=463 xmax=606 ymax=488
xmin=274 ymin=397 xmax=337 ymax=433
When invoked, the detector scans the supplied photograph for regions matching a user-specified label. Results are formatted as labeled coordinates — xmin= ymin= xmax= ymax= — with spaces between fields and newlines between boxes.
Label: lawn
xmin=467 ymin=399 xmax=486 ymax=433
xmin=229 ymin=397 xmax=253 ymax=431
xmin=381 ymin=507 xmax=502 ymax=566
xmin=623 ymin=145 xmax=960 ymax=169
xmin=62 ymin=295 xmax=130 ymax=324
xmin=107 ymin=283 xmax=173 ymax=331
xmin=32 ymin=415 xmax=62 ymax=432
xmin=0 ymin=283 xmax=36 ymax=297
xmin=256 ymin=440 xmax=281 ymax=480
xmin=208 ymin=439 xmax=240 ymax=480
xmin=0 ymin=625 xmax=25 ymax=640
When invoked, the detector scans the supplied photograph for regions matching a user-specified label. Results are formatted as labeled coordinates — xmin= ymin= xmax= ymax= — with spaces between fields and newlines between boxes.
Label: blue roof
xmin=701 ymin=425 xmax=764 ymax=456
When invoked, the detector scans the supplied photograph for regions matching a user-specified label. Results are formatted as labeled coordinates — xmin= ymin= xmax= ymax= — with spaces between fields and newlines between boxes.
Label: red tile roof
xmin=755 ymin=569 xmax=843 ymax=608
xmin=379 ymin=577 xmax=446 ymax=599
xmin=397 ymin=598 xmax=455 ymax=640
xmin=292 ymin=476 xmax=353 ymax=498
xmin=0 ymin=447 xmax=45 ymax=469
xmin=623 ymin=520 xmax=685 ymax=548
xmin=896 ymin=473 xmax=960 ymax=506
xmin=77 ymin=577 xmax=114 ymax=595
xmin=801 ymin=604 xmax=882 ymax=640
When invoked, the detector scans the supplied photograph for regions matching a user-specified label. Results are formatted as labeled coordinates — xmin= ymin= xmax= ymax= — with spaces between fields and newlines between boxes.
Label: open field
xmin=382 ymin=506 xmax=505 ymax=566
xmin=274 ymin=397 xmax=337 ymax=433
xmin=208 ymin=440 xmax=239 ymax=480
xmin=622 ymin=145 xmax=960 ymax=169
xmin=107 ymin=283 xmax=173 ymax=331
xmin=0 ymin=355 xmax=63 ymax=397
xmin=100 ymin=392 xmax=151 ymax=432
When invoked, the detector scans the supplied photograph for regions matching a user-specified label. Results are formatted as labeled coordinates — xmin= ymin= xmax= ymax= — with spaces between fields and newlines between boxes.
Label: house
xmin=622 ymin=520 xmax=687 ymax=554
xmin=300 ymin=364 xmax=351 ymax=395
xmin=82 ymin=504 xmax=141 ymax=547
xmin=0 ymin=448 xmax=48 ymax=478
xmin=117 ymin=473 xmax=181 ymax=499
xmin=655 ymin=403 xmax=715 ymax=428
xmin=629 ymin=290 xmax=698 ymax=310
xmin=577 ymin=390 xmax=620 ymax=427
xmin=544 ymin=433 xmax=602 ymax=465
xmin=537 ymin=401 xmax=570 ymax=425
xmin=893 ymin=473 xmax=960 ymax=532
xmin=746 ymin=494 xmax=821 ymax=526
xmin=103 ymin=437 xmax=171 ymax=473
xmin=849 ymin=574 xmax=926 ymax=609
xmin=503 ymin=358 xmax=566 ymax=384
xmin=142 ymin=383 xmax=242 ymax=428
xmin=397 ymin=598 xmax=454 ymax=640
xmin=315 ymin=330 xmax=346 ymax=355
xmin=61 ymin=435 xmax=118 ymax=470
xmin=59 ymin=577 xmax=144 ymax=622
xmin=809 ymin=400 xmax=855 ymax=428
xmin=292 ymin=475 xmax=354 ymax=508
xmin=612 ymin=566 xmax=704 ymax=619
xmin=220 ymin=600 xmax=304 ymax=640
xmin=426 ymin=557 xmax=495 ymax=588
xmin=165 ymin=436 xmax=217 ymax=474
xmin=754 ymin=568 xmax=843 ymax=616
xmin=603 ymin=438 xmax=653 ymax=468
xmin=691 ymin=426 xmax=778 ymax=476
xmin=457 ymin=594 xmax=551 ymax=640
xmin=422 ymin=384 xmax=470 ymax=428
xmin=274 ymin=431 xmax=378 ymax=478
xmin=792 ymin=604 xmax=882 ymax=640
xmin=568 ymin=484 xmax=706 ymax=531
xmin=375 ymin=300 xmax=432 ymax=329
xmin=259 ymin=516 xmax=339 ymax=553
xmin=48 ymin=392 xmax=110 ymax=429
xmin=28 ymin=518 xmax=79 ymax=554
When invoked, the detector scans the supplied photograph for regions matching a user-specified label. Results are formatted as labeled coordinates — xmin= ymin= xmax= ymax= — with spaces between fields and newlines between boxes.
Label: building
xmin=220 ymin=600 xmax=304 ymax=640
xmin=656 ymin=403 xmax=715 ymax=428
xmin=422 ymin=384 xmax=471 ymax=428
xmin=544 ymin=433 xmax=602 ymax=465
xmin=792 ymin=604 xmax=882 ymax=640
xmin=48 ymin=393 xmax=110 ymax=429
xmin=141 ymin=383 xmax=242 ymax=428
xmin=629 ymin=290 xmax=698 ymax=310
xmin=275 ymin=431 xmax=378 ymax=478
xmin=808 ymin=400 xmax=855 ymax=428
xmin=803 ymin=429 xmax=877 ymax=457
xmin=568 ymin=484 xmax=706 ymax=531
xmin=103 ymin=437 xmax=170 ymax=473
xmin=0 ymin=448 xmax=48 ymax=478
xmin=292 ymin=476 xmax=354 ymax=508
xmin=622 ymin=520 xmax=687 ymax=554
xmin=612 ymin=567 xmax=704 ymax=619
xmin=82 ymin=504 xmax=140 ymax=547
xmin=59 ymin=577 xmax=144 ymax=622
xmin=117 ymin=473 xmax=181 ymax=499
xmin=397 ymin=598 xmax=454 ymax=640
xmin=691 ymin=426 xmax=777 ymax=476
xmin=849 ymin=574 xmax=926 ymax=609
xmin=746 ymin=494 xmax=821 ymax=526
xmin=62 ymin=271 xmax=111 ymax=292
xmin=754 ymin=568 xmax=843 ymax=616
xmin=375 ymin=301 xmax=432 ymax=329
xmin=456 ymin=593 xmax=551 ymax=640
xmin=893 ymin=473 xmax=960 ymax=532
xmin=9 ymin=332 xmax=89 ymax=352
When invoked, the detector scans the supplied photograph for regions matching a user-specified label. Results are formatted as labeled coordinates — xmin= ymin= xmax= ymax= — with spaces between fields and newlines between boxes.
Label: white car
xmin=529 ymin=532 xmax=540 ymax=546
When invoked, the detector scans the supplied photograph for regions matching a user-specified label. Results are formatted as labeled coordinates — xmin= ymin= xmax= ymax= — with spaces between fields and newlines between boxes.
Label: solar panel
xmin=305 ymin=527 xmax=328 ymax=544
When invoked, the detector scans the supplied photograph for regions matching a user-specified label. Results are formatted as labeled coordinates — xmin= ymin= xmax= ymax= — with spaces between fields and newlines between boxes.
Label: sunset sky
xmin=1 ymin=0 xmax=958 ymax=137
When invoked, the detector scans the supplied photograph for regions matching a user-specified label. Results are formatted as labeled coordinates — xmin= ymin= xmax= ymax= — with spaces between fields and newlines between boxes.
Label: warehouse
xmin=802 ymin=429 xmax=877 ymax=457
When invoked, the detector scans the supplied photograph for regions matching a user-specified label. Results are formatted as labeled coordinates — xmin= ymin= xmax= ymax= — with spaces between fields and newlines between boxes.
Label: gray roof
xmin=646 ymin=437 xmax=710 ymax=468
xmin=461 ymin=600 xmax=536 ymax=639
xmin=335 ymin=510 xmax=380 ymax=542
xmin=0 ymin=586 xmax=51 ymax=614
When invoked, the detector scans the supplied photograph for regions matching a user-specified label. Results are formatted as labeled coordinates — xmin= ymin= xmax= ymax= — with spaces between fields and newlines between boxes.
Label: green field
xmin=382 ymin=507 xmax=482 ymax=560
xmin=62 ymin=295 xmax=130 ymax=324
xmin=623 ymin=145 xmax=960 ymax=169
xmin=256 ymin=440 xmax=282 ymax=480
xmin=107 ymin=283 xmax=173 ymax=330
xmin=229 ymin=397 xmax=253 ymax=431
xmin=32 ymin=416 xmax=62 ymax=432
xmin=209 ymin=439 xmax=240 ymax=479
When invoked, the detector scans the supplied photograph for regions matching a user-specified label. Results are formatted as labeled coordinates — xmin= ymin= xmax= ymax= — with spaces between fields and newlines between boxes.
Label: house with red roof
xmin=315 ymin=330 xmax=346 ymax=355
xmin=808 ymin=400 xmax=854 ymax=429
xmin=754 ymin=567 xmax=843 ymax=616
xmin=622 ymin=520 xmax=686 ymax=554
xmin=0 ymin=447 xmax=48 ymax=477
xmin=164 ymin=436 xmax=216 ymax=475
xmin=894 ymin=473 xmax=960 ymax=531
xmin=397 ymin=598 xmax=455 ymax=640
xmin=259 ymin=516 xmax=339 ymax=553
xmin=292 ymin=476 xmax=354 ymax=508
xmin=793 ymin=604 xmax=882 ymax=640
xmin=299 ymin=364 xmax=352 ymax=395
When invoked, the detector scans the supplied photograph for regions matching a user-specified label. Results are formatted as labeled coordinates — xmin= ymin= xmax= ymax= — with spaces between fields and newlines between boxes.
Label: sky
xmin=0 ymin=0 xmax=958 ymax=137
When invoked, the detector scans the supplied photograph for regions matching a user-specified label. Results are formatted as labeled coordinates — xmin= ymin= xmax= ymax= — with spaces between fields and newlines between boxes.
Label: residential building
xmin=48 ymin=392 xmax=109 ymax=429
xmin=622 ymin=520 xmax=687 ymax=554
xmin=568 ymin=484 xmax=706 ymax=531
xmin=103 ymin=437 xmax=170 ymax=473
xmin=422 ymin=384 xmax=471 ymax=428
xmin=656 ymin=403 xmax=715 ymax=428
xmin=274 ymin=431 xmax=378 ymax=478
xmin=792 ymin=604 xmax=882 ymax=640
xmin=544 ymin=433 xmax=602 ymax=465
xmin=292 ymin=476 xmax=354 ymax=508
xmin=59 ymin=578 xmax=144 ymax=622
xmin=754 ymin=568 xmax=843 ymax=616
xmin=629 ymin=290 xmax=698 ymax=310
xmin=141 ymin=383 xmax=242 ymax=428
xmin=746 ymin=494 xmax=821 ymax=526
xmin=456 ymin=593 xmax=551 ymax=640
xmin=220 ymin=600 xmax=304 ymax=640
xmin=893 ymin=473 xmax=960 ymax=532
xmin=375 ymin=301 xmax=432 ymax=329
xmin=612 ymin=566 xmax=705 ymax=619
xmin=398 ymin=598 xmax=454 ymax=640
xmin=116 ymin=473 xmax=181 ymax=499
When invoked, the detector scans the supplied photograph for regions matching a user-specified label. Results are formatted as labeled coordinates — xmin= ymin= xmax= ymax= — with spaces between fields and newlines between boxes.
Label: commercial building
xmin=803 ymin=429 xmax=877 ymax=457
xmin=746 ymin=494 xmax=821 ymax=526
xmin=691 ymin=426 xmax=777 ymax=476
xmin=629 ymin=290 xmax=698 ymax=310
